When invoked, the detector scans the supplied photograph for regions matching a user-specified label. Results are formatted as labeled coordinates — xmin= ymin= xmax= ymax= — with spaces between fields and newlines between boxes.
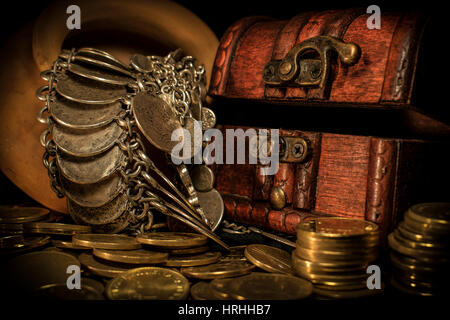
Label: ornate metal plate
xmin=52 ymin=122 xmax=122 ymax=157
xmin=132 ymin=92 xmax=194 ymax=156
xmin=201 ymin=107 xmax=216 ymax=131
xmin=49 ymin=94 xmax=123 ymax=130
xmin=68 ymin=63 xmax=133 ymax=86
xmin=55 ymin=73 xmax=127 ymax=104
xmin=56 ymin=145 xmax=124 ymax=184
xmin=61 ymin=173 xmax=125 ymax=208
xmin=67 ymin=193 xmax=128 ymax=225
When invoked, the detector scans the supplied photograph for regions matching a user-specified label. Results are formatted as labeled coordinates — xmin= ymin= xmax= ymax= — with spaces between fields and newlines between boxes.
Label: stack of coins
xmin=292 ymin=217 xmax=381 ymax=299
xmin=388 ymin=203 xmax=450 ymax=296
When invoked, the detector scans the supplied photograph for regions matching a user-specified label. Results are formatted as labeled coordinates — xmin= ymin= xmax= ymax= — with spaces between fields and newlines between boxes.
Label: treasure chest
xmin=208 ymin=9 xmax=450 ymax=240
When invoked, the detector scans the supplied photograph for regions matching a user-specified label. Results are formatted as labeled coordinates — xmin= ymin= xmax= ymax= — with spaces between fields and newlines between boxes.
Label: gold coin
xmin=388 ymin=233 xmax=449 ymax=262
xmin=210 ymin=272 xmax=313 ymax=300
xmin=136 ymin=232 xmax=207 ymax=249
xmin=296 ymin=217 xmax=379 ymax=240
xmin=2 ymin=251 xmax=80 ymax=294
xmin=390 ymin=276 xmax=434 ymax=296
xmin=397 ymin=221 xmax=448 ymax=243
xmin=190 ymin=281 xmax=218 ymax=300
xmin=297 ymin=234 xmax=379 ymax=250
xmin=52 ymin=239 xmax=91 ymax=250
xmin=181 ymin=261 xmax=255 ymax=279
xmin=0 ymin=235 xmax=24 ymax=249
xmin=0 ymin=207 xmax=49 ymax=223
xmin=0 ymin=236 xmax=50 ymax=255
xmin=291 ymin=252 xmax=369 ymax=273
xmin=73 ymin=234 xmax=141 ymax=250
xmin=24 ymin=222 xmax=92 ymax=235
xmin=33 ymin=283 xmax=104 ymax=300
xmin=165 ymin=251 xmax=221 ymax=267
xmin=79 ymin=253 xmax=130 ymax=278
xmin=93 ymin=248 xmax=168 ymax=264
xmin=162 ymin=245 xmax=209 ymax=256
xmin=393 ymin=229 xmax=447 ymax=250
xmin=105 ymin=267 xmax=190 ymax=300
xmin=313 ymin=286 xmax=383 ymax=299
xmin=389 ymin=252 xmax=446 ymax=273
xmin=295 ymin=245 xmax=379 ymax=262
xmin=403 ymin=217 xmax=449 ymax=236
xmin=294 ymin=265 xmax=368 ymax=284
xmin=406 ymin=203 xmax=450 ymax=226
xmin=244 ymin=244 xmax=293 ymax=274
xmin=314 ymin=280 xmax=367 ymax=291
xmin=0 ymin=222 xmax=23 ymax=234
xmin=81 ymin=278 xmax=105 ymax=294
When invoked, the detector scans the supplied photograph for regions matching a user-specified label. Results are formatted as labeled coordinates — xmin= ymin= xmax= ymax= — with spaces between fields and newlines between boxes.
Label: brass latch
xmin=263 ymin=35 xmax=361 ymax=88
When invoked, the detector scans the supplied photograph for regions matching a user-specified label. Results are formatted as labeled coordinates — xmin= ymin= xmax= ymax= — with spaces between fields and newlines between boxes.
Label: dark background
xmin=0 ymin=0 xmax=445 ymax=204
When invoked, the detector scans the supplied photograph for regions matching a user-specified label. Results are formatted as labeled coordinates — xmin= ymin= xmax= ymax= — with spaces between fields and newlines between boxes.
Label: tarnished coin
xmin=211 ymin=273 xmax=313 ymax=300
xmin=105 ymin=267 xmax=190 ymax=300
xmin=61 ymin=173 xmax=125 ymax=208
xmin=68 ymin=62 xmax=133 ymax=85
xmin=181 ymin=261 xmax=255 ymax=279
xmin=0 ymin=207 xmax=49 ymax=224
xmin=405 ymin=203 xmax=450 ymax=226
xmin=136 ymin=232 xmax=207 ymax=249
xmin=1 ymin=251 xmax=80 ymax=294
xmin=130 ymin=54 xmax=152 ymax=72
xmin=197 ymin=189 xmax=224 ymax=232
xmin=57 ymin=146 xmax=125 ymax=185
xmin=296 ymin=217 xmax=380 ymax=240
xmin=79 ymin=253 xmax=130 ymax=278
xmin=55 ymin=73 xmax=127 ymax=104
xmin=73 ymin=234 xmax=141 ymax=250
xmin=244 ymin=244 xmax=293 ymax=274
xmin=201 ymin=107 xmax=216 ymax=130
xmin=190 ymin=281 xmax=218 ymax=300
xmin=93 ymin=248 xmax=168 ymax=265
xmin=67 ymin=193 xmax=128 ymax=226
xmin=132 ymin=91 xmax=194 ymax=155
xmin=81 ymin=278 xmax=105 ymax=294
xmin=33 ymin=283 xmax=103 ymax=300
xmin=52 ymin=121 xmax=123 ymax=157
xmin=23 ymin=222 xmax=92 ymax=235
xmin=165 ymin=251 xmax=221 ymax=267
xmin=0 ymin=236 xmax=50 ymax=255
xmin=191 ymin=165 xmax=215 ymax=192
xmin=49 ymin=94 xmax=123 ymax=130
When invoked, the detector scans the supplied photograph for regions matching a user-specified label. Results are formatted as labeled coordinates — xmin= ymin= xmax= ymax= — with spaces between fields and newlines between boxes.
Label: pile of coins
xmin=292 ymin=217 xmax=382 ymax=299
xmin=388 ymin=203 xmax=450 ymax=296
xmin=1 ymin=208 xmax=314 ymax=300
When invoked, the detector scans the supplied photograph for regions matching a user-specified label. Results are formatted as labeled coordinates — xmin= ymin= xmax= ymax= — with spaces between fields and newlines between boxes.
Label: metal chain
xmin=221 ymin=220 xmax=252 ymax=235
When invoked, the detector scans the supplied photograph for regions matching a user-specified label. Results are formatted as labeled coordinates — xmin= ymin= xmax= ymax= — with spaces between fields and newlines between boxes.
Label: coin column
xmin=292 ymin=217 xmax=382 ymax=299
xmin=388 ymin=202 xmax=450 ymax=296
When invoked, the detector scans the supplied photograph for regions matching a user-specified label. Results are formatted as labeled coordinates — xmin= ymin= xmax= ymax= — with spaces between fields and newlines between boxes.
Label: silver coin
xmin=52 ymin=121 xmax=123 ymax=157
xmin=197 ymin=189 xmax=224 ymax=232
xmin=201 ymin=107 xmax=216 ymax=130
xmin=68 ymin=62 xmax=133 ymax=85
xmin=191 ymin=165 xmax=215 ymax=192
xmin=67 ymin=193 xmax=128 ymax=226
xmin=55 ymin=73 xmax=127 ymax=104
xmin=56 ymin=145 xmax=125 ymax=184
xmin=49 ymin=93 xmax=123 ymax=130
xmin=61 ymin=172 xmax=125 ymax=208
xmin=130 ymin=54 xmax=152 ymax=72
xmin=132 ymin=91 xmax=194 ymax=156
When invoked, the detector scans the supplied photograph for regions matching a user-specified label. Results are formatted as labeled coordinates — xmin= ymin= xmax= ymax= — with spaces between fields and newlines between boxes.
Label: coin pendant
xmin=197 ymin=189 xmax=224 ymax=232
xmin=56 ymin=73 xmax=127 ymax=104
xmin=201 ymin=107 xmax=216 ymax=130
xmin=57 ymin=145 xmax=124 ymax=184
xmin=191 ymin=165 xmax=215 ymax=192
